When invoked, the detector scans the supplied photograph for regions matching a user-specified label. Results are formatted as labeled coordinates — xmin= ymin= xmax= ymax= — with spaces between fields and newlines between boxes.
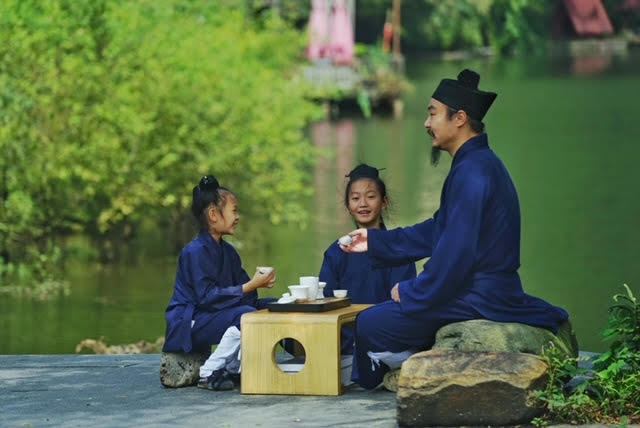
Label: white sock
xmin=199 ymin=326 xmax=241 ymax=378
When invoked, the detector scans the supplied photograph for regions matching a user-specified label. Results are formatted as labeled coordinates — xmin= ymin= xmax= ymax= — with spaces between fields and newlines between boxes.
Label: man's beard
xmin=431 ymin=145 xmax=442 ymax=166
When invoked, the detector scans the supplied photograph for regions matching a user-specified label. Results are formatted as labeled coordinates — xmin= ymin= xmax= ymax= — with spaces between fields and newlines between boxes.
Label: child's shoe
xmin=197 ymin=369 xmax=234 ymax=391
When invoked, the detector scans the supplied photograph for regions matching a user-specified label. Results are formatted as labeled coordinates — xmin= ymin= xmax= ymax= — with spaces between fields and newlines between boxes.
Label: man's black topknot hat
xmin=431 ymin=69 xmax=497 ymax=121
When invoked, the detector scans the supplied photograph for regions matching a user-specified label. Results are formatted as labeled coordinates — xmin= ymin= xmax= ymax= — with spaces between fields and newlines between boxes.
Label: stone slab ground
xmin=2 ymin=354 xmax=637 ymax=428
xmin=0 ymin=354 xmax=395 ymax=428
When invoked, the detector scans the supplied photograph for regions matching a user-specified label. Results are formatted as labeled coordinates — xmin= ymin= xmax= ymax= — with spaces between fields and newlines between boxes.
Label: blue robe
xmin=352 ymin=133 xmax=569 ymax=388
xmin=319 ymin=242 xmax=416 ymax=303
xmin=163 ymin=231 xmax=271 ymax=353
xmin=319 ymin=241 xmax=416 ymax=354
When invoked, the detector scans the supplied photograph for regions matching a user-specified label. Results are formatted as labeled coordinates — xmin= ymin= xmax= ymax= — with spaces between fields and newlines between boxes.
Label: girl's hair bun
xmin=345 ymin=164 xmax=385 ymax=181
xmin=199 ymin=175 xmax=219 ymax=191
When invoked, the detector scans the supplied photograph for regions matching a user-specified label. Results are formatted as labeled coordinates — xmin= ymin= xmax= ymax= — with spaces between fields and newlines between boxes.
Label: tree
xmin=0 ymin=0 xmax=320 ymax=291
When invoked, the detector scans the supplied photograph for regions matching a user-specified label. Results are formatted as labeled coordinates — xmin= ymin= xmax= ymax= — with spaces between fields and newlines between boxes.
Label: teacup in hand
xmin=257 ymin=266 xmax=274 ymax=275
xmin=255 ymin=266 xmax=276 ymax=288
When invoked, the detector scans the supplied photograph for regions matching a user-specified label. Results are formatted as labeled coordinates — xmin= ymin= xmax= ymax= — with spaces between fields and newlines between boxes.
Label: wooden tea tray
xmin=267 ymin=297 xmax=351 ymax=313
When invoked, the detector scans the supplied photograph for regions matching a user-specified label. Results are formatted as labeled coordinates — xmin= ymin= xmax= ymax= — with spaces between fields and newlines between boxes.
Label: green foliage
xmin=356 ymin=44 xmax=412 ymax=101
xmin=415 ymin=0 xmax=553 ymax=56
xmin=0 ymin=0 xmax=320 ymax=292
xmin=602 ymin=0 xmax=640 ymax=35
xmin=300 ymin=43 xmax=410 ymax=118
xmin=533 ymin=284 xmax=640 ymax=426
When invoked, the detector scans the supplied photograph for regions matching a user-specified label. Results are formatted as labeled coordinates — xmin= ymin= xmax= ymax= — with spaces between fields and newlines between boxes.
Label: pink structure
xmin=563 ymin=0 xmax=614 ymax=36
xmin=329 ymin=0 xmax=355 ymax=65
xmin=307 ymin=0 xmax=355 ymax=65
xmin=307 ymin=0 xmax=330 ymax=61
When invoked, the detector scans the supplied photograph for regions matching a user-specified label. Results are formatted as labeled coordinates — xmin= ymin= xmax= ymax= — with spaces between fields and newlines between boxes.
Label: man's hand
xmin=339 ymin=228 xmax=368 ymax=253
xmin=391 ymin=283 xmax=401 ymax=303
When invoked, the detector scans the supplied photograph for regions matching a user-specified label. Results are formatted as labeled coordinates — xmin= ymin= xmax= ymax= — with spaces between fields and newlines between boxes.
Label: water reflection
xmin=312 ymin=119 xmax=356 ymax=239
xmin=571 ymin=54 xmax=612 ymax=75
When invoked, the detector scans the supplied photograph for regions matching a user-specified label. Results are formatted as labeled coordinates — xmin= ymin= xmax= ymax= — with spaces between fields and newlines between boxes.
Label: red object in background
xmin=563 ymin=0 xmax=614 ymax=36
xmin=382 ymin=22 xmax=392 ymax=53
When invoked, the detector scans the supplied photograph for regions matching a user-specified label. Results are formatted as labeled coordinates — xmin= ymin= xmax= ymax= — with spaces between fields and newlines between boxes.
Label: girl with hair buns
xmin=319 ymin=164 xmax=416 ymax=354
xmin=162 ymin=175 xmax=277 ymax=391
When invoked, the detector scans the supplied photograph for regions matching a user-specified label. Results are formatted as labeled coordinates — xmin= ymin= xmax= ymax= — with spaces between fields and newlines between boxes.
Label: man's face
xmin=424 ymin=98 xmax=456 ymax=165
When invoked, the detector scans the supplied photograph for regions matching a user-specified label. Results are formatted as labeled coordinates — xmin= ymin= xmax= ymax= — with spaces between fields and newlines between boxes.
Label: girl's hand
xmin=252 ymin=268 xmax=276 ymax=289
xmin=242 ymin=268 xmax=276 ymax=293
xmin=339 ymin=228 xmax=368 ymax=253
xmin=391 ymin=283 xmax=401 ymax=303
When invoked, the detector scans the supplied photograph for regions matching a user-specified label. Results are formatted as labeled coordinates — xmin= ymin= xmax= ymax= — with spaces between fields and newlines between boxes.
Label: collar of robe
xmin=200 ymin=229 xmax=223 ymax=247
xmin=452 ymin=133 xmax=489 ymax=166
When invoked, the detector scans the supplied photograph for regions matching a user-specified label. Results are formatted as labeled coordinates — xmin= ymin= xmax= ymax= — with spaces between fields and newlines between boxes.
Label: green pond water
xmin=2 ymin=50 xmax=640 ymax=354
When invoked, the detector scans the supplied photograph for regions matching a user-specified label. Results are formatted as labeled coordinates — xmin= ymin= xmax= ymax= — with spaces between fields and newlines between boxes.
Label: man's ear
xmin=454 ymin=110 xmax=469 ymax=128
xmin=382 ymin=195 xmax=389 ymax=210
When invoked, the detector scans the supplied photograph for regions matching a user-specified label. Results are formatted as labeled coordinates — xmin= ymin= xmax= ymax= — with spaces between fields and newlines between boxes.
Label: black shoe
xmin=228 ymin=371 xmax=241 ymax=386
xmin=197 ymin=369 xmax=234 ymax=391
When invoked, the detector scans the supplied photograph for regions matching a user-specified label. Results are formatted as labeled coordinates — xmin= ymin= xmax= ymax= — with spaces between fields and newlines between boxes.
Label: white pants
xmin=199 ymin=326 xmax=242 ymax=378
xmin=367 ymin=349 xmax=417 ymax=370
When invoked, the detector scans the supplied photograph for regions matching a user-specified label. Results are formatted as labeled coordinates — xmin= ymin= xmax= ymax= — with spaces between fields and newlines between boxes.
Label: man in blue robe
xmin=341 ymin=69 xmax=569 ymax=389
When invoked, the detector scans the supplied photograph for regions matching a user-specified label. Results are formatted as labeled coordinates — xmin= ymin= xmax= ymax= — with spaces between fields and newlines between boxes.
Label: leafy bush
xmin=533 ymin=284 xmax=640 ymax=426
xmin=0 ymin=0 xmax=321 ymax=292
xmin=416 ymin=0 xmax=554 ymax=56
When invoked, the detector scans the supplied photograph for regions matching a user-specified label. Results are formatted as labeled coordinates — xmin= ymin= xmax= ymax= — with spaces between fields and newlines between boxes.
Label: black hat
xmin=346 ymin=164 xmax=385 ymax=180
xmin=432 ymin=69 xmax=497 ymax=121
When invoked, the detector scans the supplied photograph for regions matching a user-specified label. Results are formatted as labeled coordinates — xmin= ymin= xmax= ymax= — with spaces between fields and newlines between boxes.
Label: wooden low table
xmin=240 ymin=304 xmax=371 ymax=396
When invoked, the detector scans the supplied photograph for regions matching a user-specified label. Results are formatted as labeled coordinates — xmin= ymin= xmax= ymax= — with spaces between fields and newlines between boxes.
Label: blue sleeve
xmin=231 ymin=249 xmax=251 ymax=286
xmin=182 ymin=247 xmax=243 ymax=310
xmin=368 ymin=217 xmax=436 ymax=268
xmin=319 ymin=243 xmax=342 ymax=297
xmin=398 ymin=172 xmax=485 ymax=314
xmin=231 ymin=247 xmax=257 ymax=306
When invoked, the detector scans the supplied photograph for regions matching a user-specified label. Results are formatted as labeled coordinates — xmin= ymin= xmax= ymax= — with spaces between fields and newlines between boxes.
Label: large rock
xmin=383 ymin=319 xmax=578 ymax=392
xmin=433 ymin=319 xmax=579 ymax=358
xmin=397 ymin=349 xmax=548 ymax=427
xmin=160 ymin=351 xmax=210 ymax=388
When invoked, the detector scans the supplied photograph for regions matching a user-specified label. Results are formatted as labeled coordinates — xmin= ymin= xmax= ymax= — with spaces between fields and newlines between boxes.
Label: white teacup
xmin=288 ymin=285 xmax=309 ymax=301
xmin=333 ymin=289 xmax=348 ymax=298
xmin=299 ymin=276 xmax=319 ymax=301
xmin=257 ymin=266 xmax=274 ymax=275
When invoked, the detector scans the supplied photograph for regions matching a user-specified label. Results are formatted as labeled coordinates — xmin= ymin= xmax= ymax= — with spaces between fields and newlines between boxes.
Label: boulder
xmin=160 ymin=351 xmax=210 ymax=388
xmin=432 ymin=319 xmax=579 ymax=358
xmin=396 ymin=349 xmax=548 ymax=427
xmin=383 ymin=319 xmax=578 ymax=392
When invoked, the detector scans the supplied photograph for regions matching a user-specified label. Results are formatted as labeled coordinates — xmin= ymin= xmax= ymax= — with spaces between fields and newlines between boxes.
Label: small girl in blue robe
xmin=162 ymin=175 xmax=276 ymax=391
xmin=319 ymin=164 xmax=416 ymax=354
